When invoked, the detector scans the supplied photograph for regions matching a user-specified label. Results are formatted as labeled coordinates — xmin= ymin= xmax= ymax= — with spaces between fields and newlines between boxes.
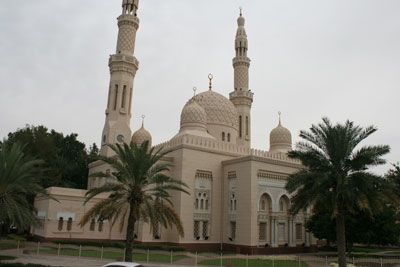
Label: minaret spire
xmin=229 ymin=9 xmax=253 ymax=148
xmin=100 ymin=0 xmax=141 ymax=156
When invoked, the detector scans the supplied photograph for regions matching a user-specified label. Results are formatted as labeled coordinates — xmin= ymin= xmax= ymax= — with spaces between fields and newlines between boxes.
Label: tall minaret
xmin=100 ymin=0 xmax=140 ymax=156
xmin=229 ymin=9 xmax=254 ymax=148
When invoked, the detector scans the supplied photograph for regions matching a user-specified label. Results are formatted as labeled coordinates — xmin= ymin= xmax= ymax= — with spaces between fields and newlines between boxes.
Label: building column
xmin=288 ymin=217 xmax=294 ymax=247
xmin=199 ymin=221 xmax=203 ymax=240
xmin=271 ymin=217 xmax=278 ymax=247
xmin=305 ymin=231 xmax=310 ymax=247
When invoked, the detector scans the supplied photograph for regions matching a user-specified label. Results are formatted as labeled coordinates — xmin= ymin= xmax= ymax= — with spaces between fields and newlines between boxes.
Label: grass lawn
xmin=352 ymin=247 xmax=387 ymax=253
xmin=198 ymin=258 xmax=309 ymax=267
xmin=37 ymin=248 xmax=188 ymax=263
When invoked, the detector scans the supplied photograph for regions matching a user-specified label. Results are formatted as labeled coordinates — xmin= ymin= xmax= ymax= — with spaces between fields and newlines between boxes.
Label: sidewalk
xmin=0 ymin=249 xmax=191 ymax=267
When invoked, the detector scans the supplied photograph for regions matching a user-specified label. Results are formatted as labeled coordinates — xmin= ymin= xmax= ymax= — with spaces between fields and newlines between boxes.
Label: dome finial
xmin=192 ymin=87 xmax=197 ymax=103
xmin=278 ymin=111 xmax=282 ymax=126
xmin=141 ymin=114 xmax=145 ymax=128
xmin=208 ymin=74 xmax=213 ymax=91
xmin=239 ymin=6 xmax=243 ymax=16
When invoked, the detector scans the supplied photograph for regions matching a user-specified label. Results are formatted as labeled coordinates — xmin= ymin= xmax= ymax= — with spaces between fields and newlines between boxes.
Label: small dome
xmin=194 ymin=90 xmax=238 ymax=130
xmin=132 ymin=124 xmax=152 ymax=148
xmin=269 ymin=121 xmax=292 ymax=153
xmin=180 ymin=100 xmax=207 ymax=127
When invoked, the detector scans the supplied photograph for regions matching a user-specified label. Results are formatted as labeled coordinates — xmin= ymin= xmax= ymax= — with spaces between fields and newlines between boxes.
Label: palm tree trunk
xmin=125 ymin=204 xmax=136 ymax=262
xmin=336 ymin=208 xmax=346 ymax=267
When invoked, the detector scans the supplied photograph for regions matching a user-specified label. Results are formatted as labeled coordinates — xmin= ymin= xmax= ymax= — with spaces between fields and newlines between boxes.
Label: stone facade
xmin=32 ymin=0 xmax=317 ymax=254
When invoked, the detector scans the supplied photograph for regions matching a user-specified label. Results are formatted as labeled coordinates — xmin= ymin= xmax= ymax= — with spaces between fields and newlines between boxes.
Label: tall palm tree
xmin=0 ymin=142 xmax=46 ymax=236
xmin=285 ymin=118 xmax=392 ymax=267
xmin=79 ymin=141 xmax=188 ymax=262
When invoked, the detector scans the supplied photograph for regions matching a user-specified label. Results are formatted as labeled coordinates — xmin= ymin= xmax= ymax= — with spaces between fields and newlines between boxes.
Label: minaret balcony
xmin=233 ymin=56 xmax=250 ymax=63
xmin=229 ymin=90 xmax=254 ymax=99
xmin=109 ymin=54 xmax=139 ymax=75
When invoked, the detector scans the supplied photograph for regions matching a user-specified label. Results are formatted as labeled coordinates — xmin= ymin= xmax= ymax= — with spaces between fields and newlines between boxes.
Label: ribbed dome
xmin=132 ymin=125 xmax=152 ymax=147
xmin=269 ymin=122 xmax=292 ymax=153
xmin=180 ymin=100 xmax=207 ymax=127
xmin=193 ymin=90 xmax=238 ymax=130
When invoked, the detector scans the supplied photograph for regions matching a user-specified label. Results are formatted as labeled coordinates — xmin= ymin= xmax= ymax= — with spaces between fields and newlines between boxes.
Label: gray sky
xmin=1 ymin=0 xmax=399 ymax=174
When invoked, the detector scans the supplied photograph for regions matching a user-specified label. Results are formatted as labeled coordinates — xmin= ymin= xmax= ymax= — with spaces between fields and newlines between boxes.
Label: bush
xmin=7 ymin=235 xmax=25 ymax=242
xmin=0 ymin=256 xmax=16 ymax=261
xmin=50 ymin=240 xmax=186 ymax=251
xmin=0 ymin=264 xmax=49 ymax=267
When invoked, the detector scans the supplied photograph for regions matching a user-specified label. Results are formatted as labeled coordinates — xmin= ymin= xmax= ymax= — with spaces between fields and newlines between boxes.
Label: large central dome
xmin=190 ymin=90 xmax=238 ymax=130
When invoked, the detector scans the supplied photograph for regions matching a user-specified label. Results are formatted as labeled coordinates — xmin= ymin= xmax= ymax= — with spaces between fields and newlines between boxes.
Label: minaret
xmin=229 ymin=9 xmax=253 ymax=148
xmin=100 ymin=0 xmax=140 ymax=156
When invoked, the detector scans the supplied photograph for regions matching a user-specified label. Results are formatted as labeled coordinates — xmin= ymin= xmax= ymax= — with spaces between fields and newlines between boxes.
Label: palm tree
xmin=0 ymin=142 xmax=46 ymax=236
xmin=285 ymin=118 xmax=392 ymax=267
xmin=79 ymin=141 xmax=188 ymax=262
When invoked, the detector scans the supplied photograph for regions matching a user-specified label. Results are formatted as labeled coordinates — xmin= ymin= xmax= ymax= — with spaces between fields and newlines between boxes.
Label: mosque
xmin=33 ymin=0 xmax=317 ymax=254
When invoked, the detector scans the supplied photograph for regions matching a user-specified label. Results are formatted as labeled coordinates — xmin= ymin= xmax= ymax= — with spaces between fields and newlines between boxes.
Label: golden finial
xmin=239 ymin=6 xmax=243 ymax=16
xmin=141 ymin=115 xmax=145 ymax=128
xmin=208 ymin=74 xmax=213 ymax=91
xmin=278 ymin=111 xmax=282 ymax=126
xmin=192 ymin=87 xmax=197 ymax=103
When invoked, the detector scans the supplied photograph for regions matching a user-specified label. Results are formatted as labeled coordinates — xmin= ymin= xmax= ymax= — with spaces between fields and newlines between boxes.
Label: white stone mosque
xmin=33 ymin=0 xmax=317 ymax=254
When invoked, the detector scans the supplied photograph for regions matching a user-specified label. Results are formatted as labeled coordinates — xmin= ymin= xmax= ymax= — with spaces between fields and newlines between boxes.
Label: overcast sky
xmin=1 ymin=0 xmax=399 ymax=174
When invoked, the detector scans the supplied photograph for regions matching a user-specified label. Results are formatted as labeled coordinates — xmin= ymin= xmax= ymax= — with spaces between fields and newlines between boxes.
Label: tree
xmin=286 ymin=117 xmax=392 ymax=267
xmin=0 ymin=142 xmax=48 ymax=236
xmin=5 ymin=125 xmax=92 ymax=189
xmin=306 ymin=205 xmax=400 ymax=251
xmin=79 ymin=141 xmax=188 ymax=262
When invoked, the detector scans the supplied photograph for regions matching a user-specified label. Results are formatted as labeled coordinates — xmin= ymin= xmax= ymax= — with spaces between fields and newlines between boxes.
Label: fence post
xmin=352 ymin=257 xmax=354 ymax=265
xmin=57 ymin=243 xmax=60 ymax=257
xmin=273 ymin=257 xmax=275 ymax=267
xmin=123 ymin=248 xmax=126 ymax=262
xmin=380 ymin=257 xmax=383 ymax=267
xmin=220 ymin=253 xmax=223 ymax=267
xmin=36 ymin=242 xmax=40 ymax=255
xmin=246 ymin=254 xmax=249 ymax=267
xmin=325 ymin=256 xmax=328 ymax=267
xmin=79 ymin=245 xmax=82 ymax=260
xmin=195 ymin=252 xmax=198 ymax=267
xmin=298 ymin=256 xmax=301 ymax=267
xmin=101 ymin=246 xmax=104 ymax=261
xmin=147 ymin=249 xmax=149 ymax=263
xmin=170 ymin=250 xmax=173 ymax=265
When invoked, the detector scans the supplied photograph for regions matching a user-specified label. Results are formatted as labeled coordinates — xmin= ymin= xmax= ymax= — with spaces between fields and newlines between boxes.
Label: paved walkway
xmin=0 ymin=249 xmax=192 ymax=267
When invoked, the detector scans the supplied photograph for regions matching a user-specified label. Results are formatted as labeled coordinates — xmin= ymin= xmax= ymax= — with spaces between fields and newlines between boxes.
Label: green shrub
xmin=0 ymin=264 xmax=49 ymax=267
xmin=6 ymin=235 xmax=25 ymax=242
xmin=50 ymin=240 xmax=186 ymax=251
xmin=0 ymin=256 xmax=16 ymax=261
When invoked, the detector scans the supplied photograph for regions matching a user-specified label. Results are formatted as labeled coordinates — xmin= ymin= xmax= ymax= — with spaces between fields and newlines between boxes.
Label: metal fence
xmin=2 ymin=240 xmax=400 ymax=267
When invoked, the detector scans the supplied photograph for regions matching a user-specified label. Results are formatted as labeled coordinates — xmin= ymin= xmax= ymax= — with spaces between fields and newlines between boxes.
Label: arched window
xmin=205 ymin=199 xmax=209 ymax=210
xmin=98 ymin=220 xmax=103 ymax=232
xmin=128 ymin=88 xmax=133 ymax=113
xmin=279 ymin=199 xmax=284 ymax=212
xmin=261 ymin=200 xmax=266 ymax=210
xmin=200 ymin=199 xmax=204 ymax=210
xmin=227 ymin=133 xmax=231 ymax=142
xmin=67 ymin=218 xmax=72 ymax=231
xmin=222 ymin=132 xmax=225 ymax=141
xmin=113 ymin=85 xmax=118 ymax=110
xmin=107 ymin=85 xmax=111 ymax=109
xmin=246 ymin=116 xmax=249 ymax=136
xmin=195 ymin=199 xmax=199 ymax=209
xmin=239 ymin=116 xmax=242 ymax=138
xmin=58 ymin=217 xmax=64 ymax=231
xmin=90 ymin=218 xmax=95 ymax=231
xmin=121 ymin=85 xmax=127 ymax=108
